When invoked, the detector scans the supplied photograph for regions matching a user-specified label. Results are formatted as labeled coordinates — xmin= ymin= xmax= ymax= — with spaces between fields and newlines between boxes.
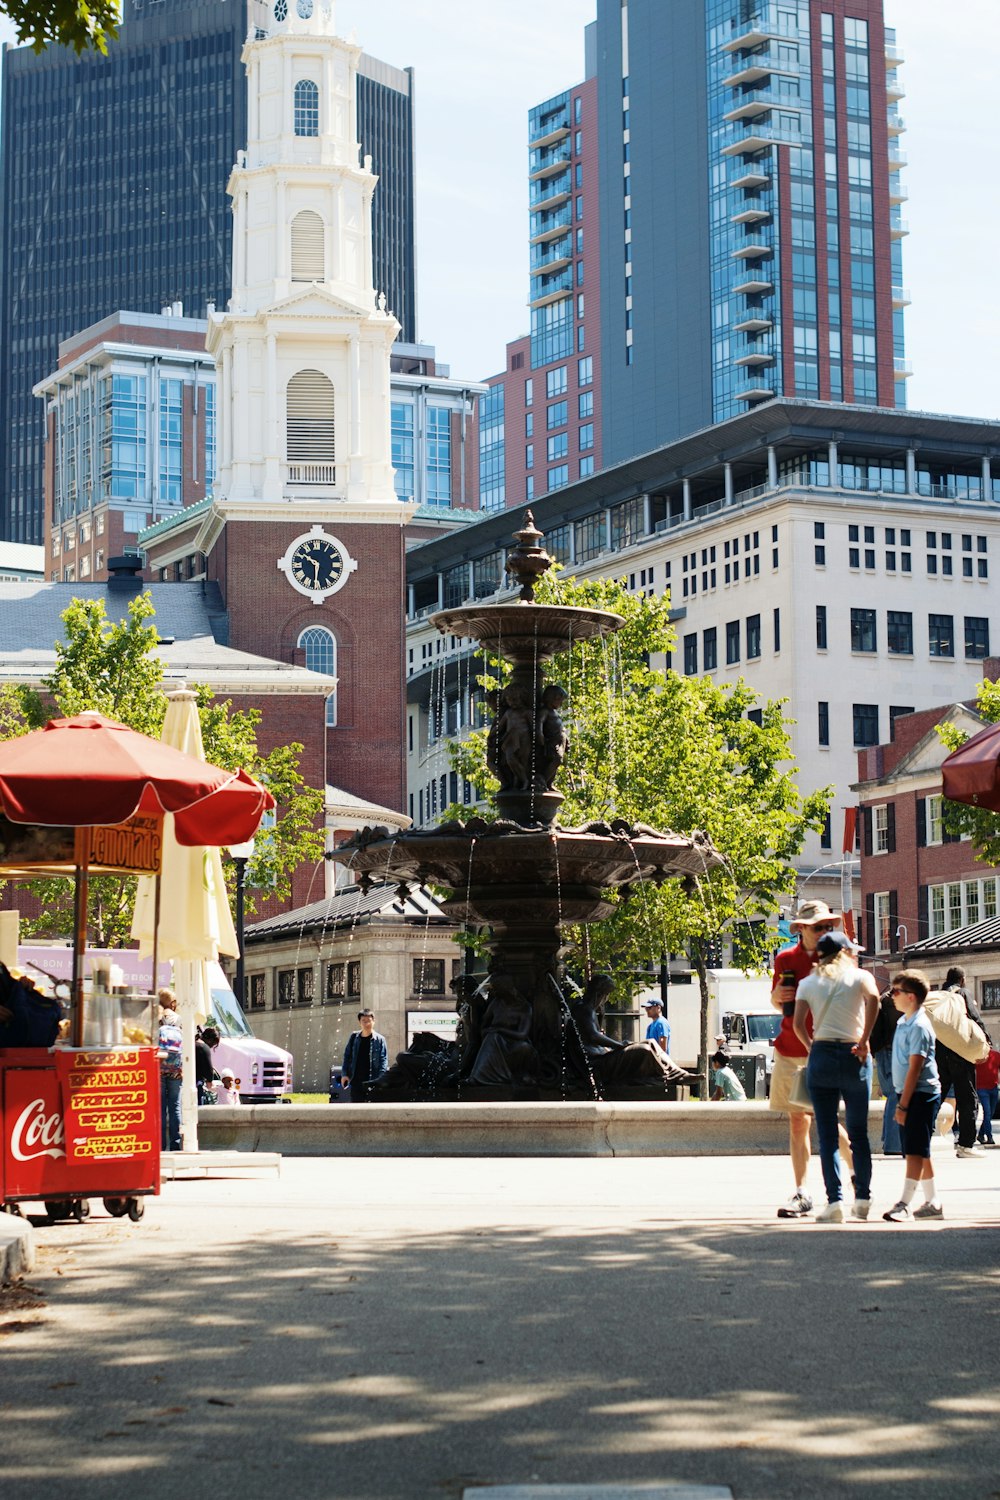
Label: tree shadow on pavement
xmin=3 ymin=1213 xmax=998 ymax=1500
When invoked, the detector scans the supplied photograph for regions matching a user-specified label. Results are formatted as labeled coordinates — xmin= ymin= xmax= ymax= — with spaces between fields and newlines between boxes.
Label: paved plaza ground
xmin=1 ymin=1144 xmax=997 ymax=1500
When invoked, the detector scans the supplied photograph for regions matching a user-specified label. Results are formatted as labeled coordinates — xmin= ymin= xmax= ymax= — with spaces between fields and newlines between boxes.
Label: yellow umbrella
xmin=132 ymin=686 xmax=239 ymax=1151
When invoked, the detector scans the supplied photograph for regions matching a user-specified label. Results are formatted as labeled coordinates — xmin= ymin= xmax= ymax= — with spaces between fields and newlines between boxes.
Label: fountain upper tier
xmin=432 ymin=601 xmax=623 ymax=663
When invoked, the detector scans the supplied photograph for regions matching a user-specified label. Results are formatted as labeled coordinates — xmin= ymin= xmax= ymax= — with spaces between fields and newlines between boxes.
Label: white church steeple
xmin=207 ymin=0 xmax=404 ymax=516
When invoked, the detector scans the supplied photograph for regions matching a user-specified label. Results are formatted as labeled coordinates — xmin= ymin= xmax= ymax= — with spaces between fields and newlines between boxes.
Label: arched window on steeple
xmin=286 ymin=369 xmax=335 ymax=482
xmin=298 ymin=625 xmax=337 ymax=727
xmin=294 ymin=78 xmax=319 ymax=137
xmin=291 ymin=210 xmax=325 ymax=282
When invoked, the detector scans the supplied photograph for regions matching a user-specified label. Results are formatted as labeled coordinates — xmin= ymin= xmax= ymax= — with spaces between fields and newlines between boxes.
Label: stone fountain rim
xmin=431 ymin=600 xmax=625 ymax=642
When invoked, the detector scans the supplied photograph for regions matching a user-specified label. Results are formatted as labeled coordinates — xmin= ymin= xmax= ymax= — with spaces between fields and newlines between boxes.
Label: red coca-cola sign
xmin=2 ymin=1049 xmax=160 ymax=1203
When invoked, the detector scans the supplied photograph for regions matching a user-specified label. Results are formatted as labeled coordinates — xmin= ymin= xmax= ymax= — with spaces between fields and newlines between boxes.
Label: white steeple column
xmin=206 ymin=1 xmax=409 ymax=521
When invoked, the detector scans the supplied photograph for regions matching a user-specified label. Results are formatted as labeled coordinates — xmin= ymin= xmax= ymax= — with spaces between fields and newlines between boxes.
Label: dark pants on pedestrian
xmin=875 ymin=1047 xmax=902 ymax=1155
xmin=161 ymin=1074 xmax=182 ymax=1151
xmin=977 ymin=1087 xmax=997 ymax=1144
xmin=807 ymin=1040 xmax=873 ymax=1204
xmin=937 ymin=1044 xmax=978 ymax=1147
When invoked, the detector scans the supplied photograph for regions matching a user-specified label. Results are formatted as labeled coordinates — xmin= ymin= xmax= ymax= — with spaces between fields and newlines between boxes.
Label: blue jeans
xmin=977 ymin=1087 xmax=998 ymax=1144
xmin=807 ymin=1041 xmax=872 ymax=1204
xmin=875 ymin=1047 xmax=902 ymax=1155
xmin=161 ymin=1074 xmax=182 ymax=1151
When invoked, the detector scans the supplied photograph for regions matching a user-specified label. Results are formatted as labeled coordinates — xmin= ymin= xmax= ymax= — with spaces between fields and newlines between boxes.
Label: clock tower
xmin=201 ymin=0 xmax=413 ymax=815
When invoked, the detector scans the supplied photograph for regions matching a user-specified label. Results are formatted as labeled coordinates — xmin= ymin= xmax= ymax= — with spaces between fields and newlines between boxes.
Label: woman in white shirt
xmin=794 ymin=931 xmax=879 ymax=1222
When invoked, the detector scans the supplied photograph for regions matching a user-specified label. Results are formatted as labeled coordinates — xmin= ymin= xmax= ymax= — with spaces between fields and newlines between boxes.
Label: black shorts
xmin=901 ymin=1092 xmax=940 ymax=1159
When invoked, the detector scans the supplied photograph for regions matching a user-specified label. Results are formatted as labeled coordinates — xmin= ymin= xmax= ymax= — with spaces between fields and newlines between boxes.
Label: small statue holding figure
xmin=538 ymin=683 xmax=569 ymax=790
xmin=497 ymin=683 xmax=536 ymax=791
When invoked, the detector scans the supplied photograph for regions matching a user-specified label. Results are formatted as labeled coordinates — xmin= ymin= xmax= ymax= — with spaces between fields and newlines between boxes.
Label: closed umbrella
xmin=941 ymin=721 xmax=1000 ymax=812
xmin=132 ymin=688 xmax=243 ymax=1152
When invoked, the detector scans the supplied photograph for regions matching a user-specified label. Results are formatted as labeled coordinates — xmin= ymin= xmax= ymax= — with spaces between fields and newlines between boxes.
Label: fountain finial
xmin=505 ymin=510 xmax=552 ymax=601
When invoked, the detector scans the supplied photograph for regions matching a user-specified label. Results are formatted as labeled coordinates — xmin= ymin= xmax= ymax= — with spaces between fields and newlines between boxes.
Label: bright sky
xmin=1 ymin=0 xmax=995 ymax=417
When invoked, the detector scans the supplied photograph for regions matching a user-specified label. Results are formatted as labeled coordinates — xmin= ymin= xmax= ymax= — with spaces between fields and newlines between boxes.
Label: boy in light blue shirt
xmin=710 ymin=1050 xmax=747 ymax=1102
xmin=884 ymin=969 xmax=943 ymax=1222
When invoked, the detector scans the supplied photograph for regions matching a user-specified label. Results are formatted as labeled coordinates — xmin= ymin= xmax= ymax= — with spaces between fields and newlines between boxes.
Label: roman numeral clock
xmin=277 ymin=528 xmax=358 ymax=603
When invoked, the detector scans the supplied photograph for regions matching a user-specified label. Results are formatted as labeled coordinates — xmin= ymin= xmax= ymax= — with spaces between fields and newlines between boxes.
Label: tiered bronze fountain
xmin=336 ymin=515 xmax=722 ymax=1099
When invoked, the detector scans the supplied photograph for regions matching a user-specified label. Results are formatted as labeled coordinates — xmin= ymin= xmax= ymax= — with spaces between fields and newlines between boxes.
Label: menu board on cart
xmin=55 ymin=1049 xmax=160 ymax=1164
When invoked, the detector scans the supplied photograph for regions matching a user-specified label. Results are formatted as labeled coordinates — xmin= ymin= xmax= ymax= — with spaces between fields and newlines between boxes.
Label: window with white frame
xmin=298 ymin=625 xmax=337 ymax=727
xmin=874 ymin=803 xmax=889 ymax=853
xmin=927 ymin=794 xmax=943 ymax=846
xmin=928 ymin=876 xmax=997 ymax=937
xmin=874 ymin=891 xmax=892 ymax=951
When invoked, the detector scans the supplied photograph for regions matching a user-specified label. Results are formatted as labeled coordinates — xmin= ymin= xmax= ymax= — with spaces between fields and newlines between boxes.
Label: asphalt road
xmin=2 ymin=1147 xmax=997 ymax=1500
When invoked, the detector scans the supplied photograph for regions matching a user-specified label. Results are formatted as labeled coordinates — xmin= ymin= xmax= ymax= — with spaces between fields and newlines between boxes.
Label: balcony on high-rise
xmin=733 ymin=308 xmax=774 ymax=333
xmin=721 ymin=5 xmax=808 ymax=53
xmin=733 ymin=271 xmax=774 ymax=297
xmin=530 ymin=238 xmax=573 ymax=276
xmin=731 ymin=234 xmax=773 ymax=261
xmin=530 ymin=269 xmax=573 ymax=309
xmin=722 ymin=48 xmax=799 ymax=89
xmin=529 ymin=141 xmax=572 ymax=180
xmin=530 ymin=202 xmax=573 ymax=244
xmin=528 ymin=98 xmax=570 ymax=149
xmin=529 ymin=172 xmax=572 ymax=212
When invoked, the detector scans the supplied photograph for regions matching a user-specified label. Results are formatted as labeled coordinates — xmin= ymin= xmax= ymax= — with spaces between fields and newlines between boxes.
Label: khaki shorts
xmin=769 ymin=1050 xmax=811 ymax=1114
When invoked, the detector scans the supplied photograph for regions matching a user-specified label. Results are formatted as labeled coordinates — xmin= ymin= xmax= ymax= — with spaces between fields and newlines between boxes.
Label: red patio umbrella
xmin=0 ymin=712 xmax=273 ymax=844
xmin=941 ymin=721 xmax=1000 ymax=813
xmin=0 ymin=712 xmax=275 ymax=1045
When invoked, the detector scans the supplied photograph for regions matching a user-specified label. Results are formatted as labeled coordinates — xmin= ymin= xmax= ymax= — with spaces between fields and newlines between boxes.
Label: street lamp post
xmin=228 ymin=838 xmax=255 ymax=1008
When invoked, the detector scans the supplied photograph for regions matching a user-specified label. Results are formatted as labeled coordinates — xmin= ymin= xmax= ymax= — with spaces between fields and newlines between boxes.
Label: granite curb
xmin=0 ymin=1212 xmax=34 ymax=1282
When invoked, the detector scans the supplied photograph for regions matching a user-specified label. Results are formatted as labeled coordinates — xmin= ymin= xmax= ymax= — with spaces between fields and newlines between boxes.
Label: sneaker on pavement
xmin=852 ymin=1198 xmax=872 ymax=1220
xmin=956 ymin=1144 xmax=985 ymax=1157
xmin=816 ymin=1201 xmax=845 ymax=1223
xmin=777 ymin=1190 xmax=813 ymax=1218
xmin=913 ymin=1201 xmax=944 ymax=1219
xmin=883 ymin=1201 xmax=911 ymax=1222
xmin=982 ymin=1140 xmax=998 ymax=1149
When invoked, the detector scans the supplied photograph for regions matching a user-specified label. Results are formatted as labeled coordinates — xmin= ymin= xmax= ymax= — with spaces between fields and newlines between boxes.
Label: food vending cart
xmin=0 ymin=711 xmax=273 ymax=1221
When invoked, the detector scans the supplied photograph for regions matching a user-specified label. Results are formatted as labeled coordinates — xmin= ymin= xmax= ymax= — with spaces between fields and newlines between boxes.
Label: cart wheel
xmin=71 ymin=1199 xmax=91 ymax=1222
xmin=103 ymin=1197 xmax=129 ymax=1218
xmin=126 ymin=1198 xmax=145 ymax=1222
xmin=1 ymin=1201 xmax=24 ymax=1218
xmin=45 ymin=1199 xmax=69 ymax=1223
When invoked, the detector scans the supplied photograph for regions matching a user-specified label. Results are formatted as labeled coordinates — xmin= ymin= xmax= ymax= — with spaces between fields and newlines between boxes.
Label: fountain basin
xmin=432 ymin=602 xmax=624 ymax=661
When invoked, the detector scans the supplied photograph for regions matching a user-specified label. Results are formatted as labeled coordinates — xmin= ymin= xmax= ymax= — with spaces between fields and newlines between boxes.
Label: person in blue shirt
xmin=883 ymin=969 xmax=943 ymax=1222
xmin=641 ymin=997 xmax=671 ymax=1055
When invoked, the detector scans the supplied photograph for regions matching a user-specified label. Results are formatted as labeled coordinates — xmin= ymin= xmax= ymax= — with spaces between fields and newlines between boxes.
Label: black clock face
xmin=291 ymin=538 xmax=344 ymax=592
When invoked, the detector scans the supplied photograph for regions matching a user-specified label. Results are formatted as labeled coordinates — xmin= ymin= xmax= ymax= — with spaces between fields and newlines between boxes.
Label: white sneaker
xmin=883 ymin=1200 xmax=911 ymax=1222
xmin=816 ymin=1201 xmax=845 ymax=1223
xmin=852 ymin=1199 xmax=872 ymax=1220
xmin=956 ymin=1144 xmax=985 ymax=1158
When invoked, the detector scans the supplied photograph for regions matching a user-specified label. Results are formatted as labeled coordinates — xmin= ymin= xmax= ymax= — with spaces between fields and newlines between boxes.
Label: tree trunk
xmin=693 ymin=939 xmax=711 ymax=1101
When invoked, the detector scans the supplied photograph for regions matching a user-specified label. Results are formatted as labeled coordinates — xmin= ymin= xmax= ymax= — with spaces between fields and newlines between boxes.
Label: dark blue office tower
xmin=0 ymin=0 xmax=416 ymax=545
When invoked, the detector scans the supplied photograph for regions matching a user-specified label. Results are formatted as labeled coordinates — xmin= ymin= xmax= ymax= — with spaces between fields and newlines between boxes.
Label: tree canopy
xmin=3 ymin=0 xmax=120 ymax=54
xmin=936 ymin=678 xmax=1000 ymax=863
xmin=446 ymin=573 xmax=830 ymax=1085
xmin=1 ymin=592 xmax=325 ymax=944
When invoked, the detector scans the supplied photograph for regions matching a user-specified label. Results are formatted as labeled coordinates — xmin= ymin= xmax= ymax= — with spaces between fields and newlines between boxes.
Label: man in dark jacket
xmin=938 ymin=967 xmax=985 ymax=1156
xmin=341 ymin=1010 xmax=389 ymax=1103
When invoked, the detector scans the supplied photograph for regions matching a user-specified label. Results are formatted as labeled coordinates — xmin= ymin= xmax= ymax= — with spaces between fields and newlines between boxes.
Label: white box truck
xmin=636 ymin=968 xmax=779 ymax=1078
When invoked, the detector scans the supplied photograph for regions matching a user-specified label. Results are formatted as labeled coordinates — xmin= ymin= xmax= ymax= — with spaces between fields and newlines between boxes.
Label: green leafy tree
xmin=936 ymin=679 xmax=1000 ymax=861
xmin=6 ymin=593 xmax=324 ymax=944
xmin=2 ymin=0 xmax=119 ymax=53
xmin=447 ymin=573 xmax=831 ymax=1092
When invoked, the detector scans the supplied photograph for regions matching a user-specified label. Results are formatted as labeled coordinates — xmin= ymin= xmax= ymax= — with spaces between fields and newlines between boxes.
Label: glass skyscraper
xmin=596 ymin=0 xmax=906 ymax=467
xmin=0 ymin=0 xmax=415 ymax=545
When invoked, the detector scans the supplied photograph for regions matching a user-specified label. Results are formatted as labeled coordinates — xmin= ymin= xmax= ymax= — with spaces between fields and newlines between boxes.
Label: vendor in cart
xmin=0 ymin=962 xmax=63 ymax=1048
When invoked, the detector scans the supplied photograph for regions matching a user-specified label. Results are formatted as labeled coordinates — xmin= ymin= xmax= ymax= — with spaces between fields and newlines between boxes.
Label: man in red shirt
xmin=770 ymin=899 xmax=845 ymax=1217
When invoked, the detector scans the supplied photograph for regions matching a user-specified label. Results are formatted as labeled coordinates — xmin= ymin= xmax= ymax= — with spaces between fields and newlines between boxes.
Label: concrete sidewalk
xmin=1 ymin=1142 xmax=997 ymax=1500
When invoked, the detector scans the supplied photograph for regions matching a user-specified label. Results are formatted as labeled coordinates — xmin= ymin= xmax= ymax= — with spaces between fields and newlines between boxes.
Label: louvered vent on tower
xmin=286 ymin=369 xmax=336 ymax=483
xmin=291 ymin=210 xmax=325 ymax=282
